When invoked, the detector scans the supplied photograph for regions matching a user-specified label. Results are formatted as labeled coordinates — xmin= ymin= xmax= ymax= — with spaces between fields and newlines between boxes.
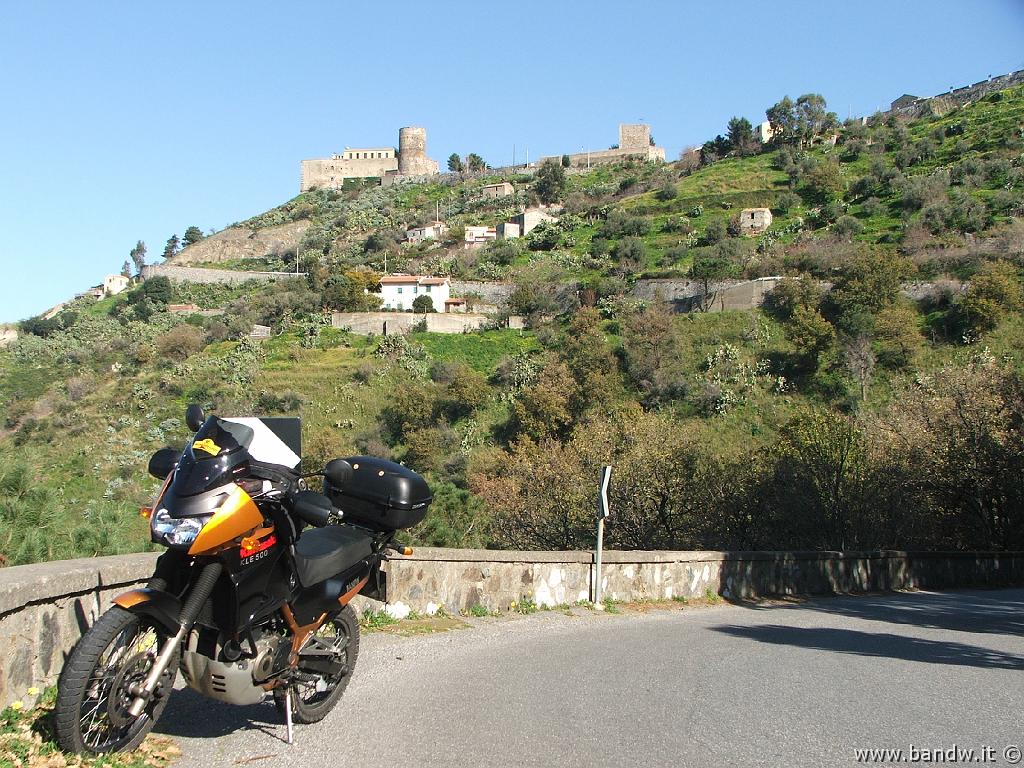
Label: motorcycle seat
xmin=294 ymin=524 xmax=373 ymax=587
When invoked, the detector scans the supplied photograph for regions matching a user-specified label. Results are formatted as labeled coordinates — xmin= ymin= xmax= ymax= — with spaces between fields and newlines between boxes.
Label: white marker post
xmin=593 ymin=466 xmax=612 ymax=609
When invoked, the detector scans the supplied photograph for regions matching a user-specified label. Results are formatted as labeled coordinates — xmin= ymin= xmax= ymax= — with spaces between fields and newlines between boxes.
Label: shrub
xmin=656 ymin=181 xmax=678 ymax=202
xmin=412 ymin=294 xmax=435 ymax=313
xmin=833 ymin=215 xmax=864 ymax=240
xmin=774 ymin=192 xmax=801 ymax=214
xmin=155 ymin=324 xmax=204 ymax=361
xmin=703 ymin=218 xmax=728 ymax=245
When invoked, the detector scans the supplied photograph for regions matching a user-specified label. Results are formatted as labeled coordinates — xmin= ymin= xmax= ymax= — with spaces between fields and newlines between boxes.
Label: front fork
xmin=126 ymin=562 xmax=222 ymax=718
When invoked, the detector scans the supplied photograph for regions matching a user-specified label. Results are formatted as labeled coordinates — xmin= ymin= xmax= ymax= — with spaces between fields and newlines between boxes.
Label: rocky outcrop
xmin=169 ymin=220 xmax=309 ymax=265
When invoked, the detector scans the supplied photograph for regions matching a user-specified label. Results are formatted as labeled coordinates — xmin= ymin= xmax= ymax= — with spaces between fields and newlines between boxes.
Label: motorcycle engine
xmin=251 ymin=628 xmax=291 ymax=684
xmin=179 ymin=627 xmax=290 ymax=705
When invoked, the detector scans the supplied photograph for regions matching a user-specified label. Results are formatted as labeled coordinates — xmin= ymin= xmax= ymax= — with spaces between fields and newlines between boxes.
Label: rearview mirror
xmin=324 ymin=458 xmax=354 ymax=488
xmin=148 ymin=448 xmax=180 ymax=480
xmin=185 ymin=404 xmax=206 ymax=432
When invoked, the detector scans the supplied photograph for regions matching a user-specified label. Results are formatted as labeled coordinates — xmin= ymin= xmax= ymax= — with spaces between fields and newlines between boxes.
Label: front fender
xmin=113 ymin=588 xmax=183 ymax=635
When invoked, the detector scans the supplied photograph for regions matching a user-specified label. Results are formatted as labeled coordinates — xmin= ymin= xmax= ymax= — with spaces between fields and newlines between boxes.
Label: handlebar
xmin=291 ymin=490 xmax=342 ymax=527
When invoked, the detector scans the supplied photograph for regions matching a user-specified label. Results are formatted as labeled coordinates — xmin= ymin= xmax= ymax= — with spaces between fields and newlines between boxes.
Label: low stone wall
xmin=141 ymin=264 xmax=306 ymax=285
xmin=1 ymin=549 xmax=1021 ymax=708
xmin=331 ymin=312 xmax=494 ymax=335
xmin=0 ymin=553 xmax=159 ymax=709
xmin=384 ymin=549 xmax=1024 ymax=615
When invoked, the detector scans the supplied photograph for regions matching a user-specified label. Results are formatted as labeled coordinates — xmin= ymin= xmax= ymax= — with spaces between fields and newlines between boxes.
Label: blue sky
xmin=1 ymin=0 xmax=1022 ymax=322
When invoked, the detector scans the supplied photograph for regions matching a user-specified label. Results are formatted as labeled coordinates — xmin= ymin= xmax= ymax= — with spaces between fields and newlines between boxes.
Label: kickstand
xmin=284 ymin=688 xmax=294 ymax=745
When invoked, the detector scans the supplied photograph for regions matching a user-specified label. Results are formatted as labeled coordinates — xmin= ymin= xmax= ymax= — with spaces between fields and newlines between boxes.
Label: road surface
xmin=159 ymin=589 xmax=1024 ymax=767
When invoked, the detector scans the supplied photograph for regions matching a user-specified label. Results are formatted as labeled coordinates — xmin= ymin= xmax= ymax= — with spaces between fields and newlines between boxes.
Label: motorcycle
xmin=54 ymin=404 xmax=431 ymax=754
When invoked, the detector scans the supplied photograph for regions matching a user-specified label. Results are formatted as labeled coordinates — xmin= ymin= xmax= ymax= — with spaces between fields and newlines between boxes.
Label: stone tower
xmin=397 ymin=126 xmax=438 ymax=176
xmin=619 ymin=124 xmax=651 ymax=150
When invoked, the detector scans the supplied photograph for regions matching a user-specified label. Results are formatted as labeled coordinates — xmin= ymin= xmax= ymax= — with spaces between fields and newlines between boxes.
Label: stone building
xmin=482 ymin=182 xmax=514 ymax=199
xmin=103 ymin=274 xmax=130 ymax=295
xmin=739 ymin=208 xmax=772 ymax=235
xmin=300 ymin=126 xmax=439 ymax=191
xmin=406 ymin=222 xmax=447 ymax=243
xmin=464 ymin=226 xmax=497 ymax=245
xmin=511 ymin=208 xmax=558 ymax=235
xmin=542 ymin=124 xmax=666 ymax=168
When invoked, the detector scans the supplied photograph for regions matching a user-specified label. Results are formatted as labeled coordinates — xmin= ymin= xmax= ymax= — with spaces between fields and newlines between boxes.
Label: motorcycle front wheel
xmin=274 ymin=604 xmax=360 ymax=724
xmin=54 ymin=606 xmax=177 ymax=754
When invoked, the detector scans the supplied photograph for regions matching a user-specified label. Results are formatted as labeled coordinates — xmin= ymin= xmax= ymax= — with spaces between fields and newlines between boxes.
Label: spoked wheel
xmin=54 ymin=606 xmax=177 ymax=754
xmin=275 ymin=605 xmax=360 ymax=724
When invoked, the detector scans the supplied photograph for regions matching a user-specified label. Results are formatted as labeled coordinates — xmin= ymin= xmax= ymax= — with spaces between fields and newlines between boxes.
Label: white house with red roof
xmin=378 ymin=275 xmax=451 ymax=312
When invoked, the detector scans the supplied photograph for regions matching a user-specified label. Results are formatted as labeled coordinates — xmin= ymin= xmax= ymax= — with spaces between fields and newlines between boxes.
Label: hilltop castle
xmin=300 ymin=126 xmax=439 ymax=192
xmin=541 ymin=124 xmax=666 ymax=168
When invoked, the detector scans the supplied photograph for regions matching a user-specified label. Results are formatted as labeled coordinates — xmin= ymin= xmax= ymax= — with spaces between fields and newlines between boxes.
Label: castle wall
xmin=886 ymin=69 xmax=1024 ymax=119
xmin=300 ymin=156 xmax=398 ymax=191
xmin=541 ymin=145 xmax=665 ymax=168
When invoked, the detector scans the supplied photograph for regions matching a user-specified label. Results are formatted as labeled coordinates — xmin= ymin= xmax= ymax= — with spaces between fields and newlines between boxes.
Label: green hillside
xmin=2 ymin=85 xmax=1024 ymax=565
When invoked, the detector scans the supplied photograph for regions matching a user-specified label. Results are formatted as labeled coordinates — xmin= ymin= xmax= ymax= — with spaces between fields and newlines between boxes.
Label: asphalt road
xmin=159 ymin=589 xmax=1024 ymax=767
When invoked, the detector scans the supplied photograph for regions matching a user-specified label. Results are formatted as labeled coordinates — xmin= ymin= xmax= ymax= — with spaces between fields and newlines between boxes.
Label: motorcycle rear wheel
xmin=54 ymin=606 xmax=177 ymax=754
xmin=274 ymin=604 xmax=359 ymax=724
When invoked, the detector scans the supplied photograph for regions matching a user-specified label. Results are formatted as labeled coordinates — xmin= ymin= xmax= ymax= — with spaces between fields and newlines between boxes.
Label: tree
xmin=771 ymin=409 xmax=869 ymax=550
xmin=447 ymin=153 xmax=464 ymax=173
xmin=726 ymin=117 xmax=757 ymax=156
xmin=787 ymin=305 xmax=835 ymax=370
xmin=619 ymin=302 xmax=686 ymax=404
xmin=322 ymin=269 xmax=382 ymax=312
xmin=805 ymin=158 xmax=846 ymax=202
xmin=510 ymin=358 xmax=580 ymax=442
xmin=766 ymin=96 xmax=799 ymax=145
xmin=561 ymin=154 xmax=571 ymax=168
xmin=412 ymin=294 xmax=434 ymax=313
xmin=162 ymin=234 xmax=180 ymax=260
xmin=874 ymin=302 xmax=923 ymax=369
xmin=129 ymin=240 xmax=146 ymax=275
xmin=955 ymin=260 xmax=1023 ymax=335
xmin=844 ymin=334 xmax=875 ymax=403
xmin=795 ymin=93 xmax=838 ymax=146
xmin=121 ymin=260 xmax=132 ymax=278
xmin=466 ymin=153 xmax=486 ymax=173
xmin=534 ymin=159 xmax=567 ymax=204
xmin=691 ymin=253 xmax=740 ymax=311
xmin=182 ymin=226 xmax=204 ymax=248
xmin=826 ymin=250 xmax=912 ymax=334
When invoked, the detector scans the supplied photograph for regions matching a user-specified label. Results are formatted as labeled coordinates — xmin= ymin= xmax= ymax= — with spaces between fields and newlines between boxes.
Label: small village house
xmin=739 ymin=207 xmax=772 ymax=235
xmin=405 ymin=222 xmax=448 ymax=244
xmin=464 ymin=226 xmax=497 ymax=246
xmin=378 ymin=275 xmax=451 ymax=312
xmin=481 ymin=182 xmax=514 ymax=199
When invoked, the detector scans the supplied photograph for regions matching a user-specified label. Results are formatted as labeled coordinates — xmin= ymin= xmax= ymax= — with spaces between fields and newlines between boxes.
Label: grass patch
xmin=410 ymin=329 xmax=539 ymax=372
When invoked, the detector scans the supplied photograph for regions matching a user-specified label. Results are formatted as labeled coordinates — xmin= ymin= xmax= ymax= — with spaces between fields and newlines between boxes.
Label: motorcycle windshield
xmin=169 ymin=417 xmax=254 ymax=497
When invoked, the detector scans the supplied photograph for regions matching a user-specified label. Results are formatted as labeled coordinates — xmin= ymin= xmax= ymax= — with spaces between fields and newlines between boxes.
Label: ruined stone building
xmin=541 ymin=124 xmax=666 ymax=168
xmin=300 ymin=126 xmax=439 ymax=191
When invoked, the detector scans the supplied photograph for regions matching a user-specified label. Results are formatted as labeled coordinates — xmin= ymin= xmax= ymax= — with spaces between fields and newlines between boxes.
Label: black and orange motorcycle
xmin=54 ymin=405 xmax=431 ymax=754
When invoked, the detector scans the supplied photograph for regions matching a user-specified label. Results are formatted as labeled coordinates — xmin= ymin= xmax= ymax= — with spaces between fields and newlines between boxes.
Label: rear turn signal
xmin=401 ymin=546 xmax=413 ymax=556
xmin=140 ymin=507 xmax=153 ymax=520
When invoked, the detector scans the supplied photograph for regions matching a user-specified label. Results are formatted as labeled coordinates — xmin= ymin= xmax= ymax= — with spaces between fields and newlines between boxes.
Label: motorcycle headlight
xmin=151 ymin=508 xmax=211 ymax=547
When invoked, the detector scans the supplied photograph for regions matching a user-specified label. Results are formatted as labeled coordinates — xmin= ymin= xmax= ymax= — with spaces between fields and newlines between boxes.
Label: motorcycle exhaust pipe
xmin=127 ymin=562 xmax=222 ymax=717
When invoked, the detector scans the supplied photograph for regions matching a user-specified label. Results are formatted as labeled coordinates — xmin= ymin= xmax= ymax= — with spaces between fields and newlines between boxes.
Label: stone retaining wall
xmin=331 ymin=311 xmax=495 ymax=335
xmin=141 ymin=264 xmax=306 ymax=285
xmin=1 ymin=549 xmax=1020 ymax=708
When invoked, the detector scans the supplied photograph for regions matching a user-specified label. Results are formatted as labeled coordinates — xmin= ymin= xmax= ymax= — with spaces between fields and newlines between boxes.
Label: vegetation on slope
xmin=3 ymin=84 xmax=1024 ymax=564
